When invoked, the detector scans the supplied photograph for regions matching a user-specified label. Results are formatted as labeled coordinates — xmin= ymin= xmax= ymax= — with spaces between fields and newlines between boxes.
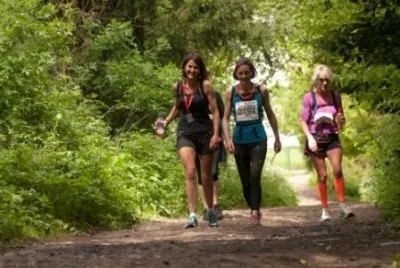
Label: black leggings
xmin=234 ymin=140 xmax=267 ymax=211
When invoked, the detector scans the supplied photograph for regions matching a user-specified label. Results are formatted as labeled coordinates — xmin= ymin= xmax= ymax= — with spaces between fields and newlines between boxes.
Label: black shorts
xmin=177 ymin=131 xmax=213 ymax=155
xmin=304 ymin=133 xmax=341 ymax=157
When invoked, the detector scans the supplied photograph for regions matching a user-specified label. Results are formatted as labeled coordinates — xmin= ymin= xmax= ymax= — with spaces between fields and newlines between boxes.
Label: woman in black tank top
xmin=154 ymin=52 xmax=221 ymax=228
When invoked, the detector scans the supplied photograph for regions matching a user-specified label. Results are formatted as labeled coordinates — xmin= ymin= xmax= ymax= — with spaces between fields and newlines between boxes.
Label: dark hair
xmin=181 ymin=52 xmax=208 ymax=81
xmin=232 ymin=56 xmax=257 ymax=80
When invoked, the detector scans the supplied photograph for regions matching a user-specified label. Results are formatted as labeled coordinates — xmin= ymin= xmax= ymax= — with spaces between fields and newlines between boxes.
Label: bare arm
xmin=222 ymin=88 xmax=233 ymax=142
xmin=164 ymin=83 xmax=180 ymax=127
xmin=300 ymin=120 xmax=313 ymax=140
xmin=222 ymin=87 xmax=235 ymax=153
xmin=299 ymin=94 xmax=317 ymax=152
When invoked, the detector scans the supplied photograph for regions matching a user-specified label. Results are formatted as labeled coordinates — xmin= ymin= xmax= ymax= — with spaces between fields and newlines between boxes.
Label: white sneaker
xmin=339 ymin=203 xmax=355 ymax=219
xmin=321 ymin=208 xmax=331 ymax=221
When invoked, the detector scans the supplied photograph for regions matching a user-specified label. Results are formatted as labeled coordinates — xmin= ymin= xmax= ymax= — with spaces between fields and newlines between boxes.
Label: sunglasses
xmin=317 ymin=78 xmax=330 ymax=84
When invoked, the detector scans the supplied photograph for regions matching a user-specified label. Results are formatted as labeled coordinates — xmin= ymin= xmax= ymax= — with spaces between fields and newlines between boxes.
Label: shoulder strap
xmin=198 ymin=81 xmax=205 ymax=100
xmin=310 ymin=89 xmax=317 ymax=111
xmin=230 ymin=86 xmax=236 ymax=104
xmin=176 ymin=81 xmax=182 ymax=100
xmin=331 ymin=90 xmax=337 ymax=108
xmin=308 ymin=89 xmax=317 ymax=124
xmin=230 ymin=86 xmax=236 ymax=115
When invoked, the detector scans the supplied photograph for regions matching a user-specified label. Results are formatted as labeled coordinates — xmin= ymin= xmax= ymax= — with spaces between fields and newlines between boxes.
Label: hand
xmin=209 ymin=134 xmax=220 ymax=150
xmin=274 ymin=139 xmax=282 ymax=153
xmin=225 ymin=139 xmax=235 ymax=153
xmin=153 ymin=119 xmax=167 ymax=130
xmin=335 ymin=112 xmax=345 ymax=130
xmin=308 ymin=136 xmax=318 ymax=152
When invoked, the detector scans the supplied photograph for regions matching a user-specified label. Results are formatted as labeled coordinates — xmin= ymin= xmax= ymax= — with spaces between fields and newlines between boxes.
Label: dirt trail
xmin=287 ymin=169 xmax=320 ymax=206
xmin=1 ymin=170 xmax=399 ymax=268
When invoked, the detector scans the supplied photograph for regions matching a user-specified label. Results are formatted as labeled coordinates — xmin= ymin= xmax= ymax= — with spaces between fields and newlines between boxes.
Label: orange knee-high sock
xmin=334 ymin=177 xmax=345 ymax=202
xmin=317 ymin=182 xmax=328 ymax=208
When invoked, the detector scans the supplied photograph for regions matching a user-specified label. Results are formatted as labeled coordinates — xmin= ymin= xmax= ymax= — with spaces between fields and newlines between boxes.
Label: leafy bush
xmin=0 ymin=0 xmax=188 ymax=241
xmin=361 ymin=115 xmax=400 ymax=225
xmin=0 ymin=181 xmax=64 ymax=241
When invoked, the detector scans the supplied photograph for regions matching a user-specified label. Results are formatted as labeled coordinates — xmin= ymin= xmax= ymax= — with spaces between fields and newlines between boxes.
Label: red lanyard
xmin=183 ymin=82 xmax=195 ymax=111
xmin=184 ymin=96 xmax=193 ymax=111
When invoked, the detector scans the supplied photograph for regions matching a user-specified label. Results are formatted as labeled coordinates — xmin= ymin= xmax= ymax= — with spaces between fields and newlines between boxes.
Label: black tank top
xmin=177 ymin=81 xmax=212 ymax=134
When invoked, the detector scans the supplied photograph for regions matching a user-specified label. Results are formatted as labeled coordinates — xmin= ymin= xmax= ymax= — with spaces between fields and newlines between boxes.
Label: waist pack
xmin=313 ymin=134 xmax=338 ymax=144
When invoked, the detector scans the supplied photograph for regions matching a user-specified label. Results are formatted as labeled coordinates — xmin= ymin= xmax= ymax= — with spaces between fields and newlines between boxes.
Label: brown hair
xmin=181 ymin=52 xmax=208 ymax=81
xmin=233 ymin=56 xmax=257 ymax=80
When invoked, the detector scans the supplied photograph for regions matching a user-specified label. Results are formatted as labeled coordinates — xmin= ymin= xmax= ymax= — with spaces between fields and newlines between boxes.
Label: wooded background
xmin=0 ymin=0 xmax=398 ymax=241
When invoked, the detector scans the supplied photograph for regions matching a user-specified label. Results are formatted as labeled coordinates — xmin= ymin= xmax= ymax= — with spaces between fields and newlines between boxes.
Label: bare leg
xmin=326 ymin=148 xmax=345 ymax=202
xmin=199 ymin=153 xmax=214 ymax=209
xmin=179 ymin=147 xmax=197 ymax=213
xmin=311 ymin=155 xmax=329 ymax=208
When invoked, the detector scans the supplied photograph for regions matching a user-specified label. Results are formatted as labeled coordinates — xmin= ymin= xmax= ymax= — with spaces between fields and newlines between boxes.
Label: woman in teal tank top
xmin=231 ymin=85 xmax=267 ymax=144
xmin=222 ymin=57 xmax=282 ymax=226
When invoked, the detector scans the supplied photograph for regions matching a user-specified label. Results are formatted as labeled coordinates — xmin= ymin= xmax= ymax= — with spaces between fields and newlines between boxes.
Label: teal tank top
xmin=232 ymin=86 xmax=267 ymax=144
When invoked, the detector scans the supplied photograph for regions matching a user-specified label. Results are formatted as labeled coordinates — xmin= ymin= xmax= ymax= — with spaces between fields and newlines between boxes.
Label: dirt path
xmin=286 ymin=169 xmax=320 ymax=206
xmin=1 ymin=171 xmax=399 ymax=268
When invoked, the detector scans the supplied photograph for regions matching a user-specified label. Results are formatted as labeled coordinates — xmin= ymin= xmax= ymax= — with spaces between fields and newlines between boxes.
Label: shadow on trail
xmin=1 ymin=204 xmax=399 ymax=268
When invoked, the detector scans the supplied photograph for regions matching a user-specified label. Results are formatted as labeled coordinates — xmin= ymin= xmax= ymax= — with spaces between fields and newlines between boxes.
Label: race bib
xmin=235 ymin=100 xmax=259 ymax=122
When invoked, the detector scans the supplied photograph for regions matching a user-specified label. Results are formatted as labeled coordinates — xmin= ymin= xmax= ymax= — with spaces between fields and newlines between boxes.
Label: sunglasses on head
xmin=317 ymin=78 xmax=330 ymax=84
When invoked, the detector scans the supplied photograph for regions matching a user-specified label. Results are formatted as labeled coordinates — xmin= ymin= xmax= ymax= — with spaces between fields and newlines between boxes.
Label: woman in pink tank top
xmin=300 ymin=64 xmax=354 ymax=221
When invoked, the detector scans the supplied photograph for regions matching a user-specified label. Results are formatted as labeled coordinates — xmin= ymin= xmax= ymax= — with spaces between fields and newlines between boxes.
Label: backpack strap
xmin=308 ymin=89 xmax=317 ymax=124
xmin=198 ymin=82 xmax=205 ymax=100
xmin=230 ymin=86 xmax=236 ymax=116
xmin=330 ymin=90 xmax=337 ymax=109
xmin=176 ymin=81 xmax=182 ymax=101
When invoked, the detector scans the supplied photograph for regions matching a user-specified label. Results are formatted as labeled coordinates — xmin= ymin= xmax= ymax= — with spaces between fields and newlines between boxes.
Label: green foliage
xmin=2 ymin=0 xmax=397 ymax=242
xmin=0 ymin=0 xmax=73 ymax=146
xmin=118 ymin=132 xmax=187 ymax=217
xmin=0 ymin=0 xmax=187 ymax=241
xmin=361 ymin=115 xmax=400 ymax=225
xmin=0 ymin=181 xmax=64 ymax=241
xmin=150 ymin=0 xmax=263 ymax=63
xmin=73 ymin=19 xmax=181 ymax=132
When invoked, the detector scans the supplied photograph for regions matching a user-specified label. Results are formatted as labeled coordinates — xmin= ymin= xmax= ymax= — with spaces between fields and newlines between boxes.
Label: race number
xmin=235 ymin=100 xmax=259 ymax=122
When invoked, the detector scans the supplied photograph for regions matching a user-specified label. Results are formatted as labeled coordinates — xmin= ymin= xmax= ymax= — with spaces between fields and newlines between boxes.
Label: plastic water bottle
xmin=155 ymin=114 xmax=166 ymax=137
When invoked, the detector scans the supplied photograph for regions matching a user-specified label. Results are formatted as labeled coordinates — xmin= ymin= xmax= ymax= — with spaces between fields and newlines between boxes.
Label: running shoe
xmin=250 ymin=210 xmax=261 ymax=226
xmin=213 ymin=204 xmax=223 ymax=220
xmin=184 ymin=214 xmax=198 ymax=229
xmin=339 ymin=203 xmax=355 ymax=219
xmin=250 ymin=215 xmax=261 ymax=226
xmin=320 ymin=208 xmax=331 ymax=221
xmin=207 ymin=209 xmax=219 ymax=227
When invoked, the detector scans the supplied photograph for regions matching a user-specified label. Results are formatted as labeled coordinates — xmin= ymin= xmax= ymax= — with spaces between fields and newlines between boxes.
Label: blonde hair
xmin=311 ymin=64 xmax=333 ymax=85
